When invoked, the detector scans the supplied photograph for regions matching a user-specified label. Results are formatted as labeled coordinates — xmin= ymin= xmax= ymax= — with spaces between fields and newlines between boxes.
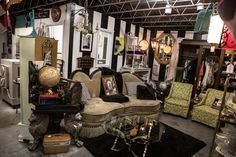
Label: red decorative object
xmin=38 ymin=93 xmax=60 ymax=105
xmin=221 ymin=25 xmax=236 ymax=50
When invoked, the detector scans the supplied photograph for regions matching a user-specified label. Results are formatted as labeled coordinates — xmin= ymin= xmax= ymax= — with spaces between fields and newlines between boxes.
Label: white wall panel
xmin=130 ymin=24 xmax=136 ymax=35
xmin=146 ymin=29 xmax=151 ymax=42
xmin=119 ymin=20 xmax=126 ymax=38
xmin=117 ymin=20 xmax=126 ymax=72
xmin=171 ymin=31 xmax=178 ymax=39
xmin=185 ymin=31 xmax=194 ymax=39
xmin=89 ymin=11 xmax=102 ymax=73
xmin=139 ymin=27 xmax=144 ymax=41
xmin=156 ymin=31 xmax=163 ymax=38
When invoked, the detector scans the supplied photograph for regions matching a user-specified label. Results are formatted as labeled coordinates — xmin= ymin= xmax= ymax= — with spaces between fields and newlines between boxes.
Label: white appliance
xmin=1 ymin=59 xmax=20 ymax=106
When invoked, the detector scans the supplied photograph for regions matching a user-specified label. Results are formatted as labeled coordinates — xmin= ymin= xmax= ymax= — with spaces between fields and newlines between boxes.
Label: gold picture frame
xmin=102 ymin=75 xmax=118 ymax=96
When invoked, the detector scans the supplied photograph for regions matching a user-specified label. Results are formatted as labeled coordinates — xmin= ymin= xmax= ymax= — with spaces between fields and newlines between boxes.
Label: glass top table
xmin=102 ymin=116 xmax=166 ymax=157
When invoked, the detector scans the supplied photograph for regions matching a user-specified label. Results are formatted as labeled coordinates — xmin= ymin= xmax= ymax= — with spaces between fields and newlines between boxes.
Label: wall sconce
xmin=73 ymin=0 xmax=92 ymax=35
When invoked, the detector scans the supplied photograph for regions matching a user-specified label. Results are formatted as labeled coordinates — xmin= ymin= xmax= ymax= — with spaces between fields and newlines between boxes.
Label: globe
xmin=38 ymin=66 xmax=60 ymax=87
xmin=158 ymin=82 xmax=167 ymax=92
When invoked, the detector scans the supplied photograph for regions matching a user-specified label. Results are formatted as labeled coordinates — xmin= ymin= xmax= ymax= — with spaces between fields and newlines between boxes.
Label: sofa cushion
xmin=165 ymin=98 xmax=189 ymax=107
xmin=125 ymin=82 xmax=145 ymax=96
xmin=81 ymin=98 xmax=124 ymax=123
xmin=71 ymin=71 xmax=101 ymax=98
xmin=136 ymin=85 xmax=156 ymax=100
xmin=205 ymin=89 xmax=225 ymax=106
xmin=192 ymin=105 xmax=219 ymax=127
xmin=122 ymin=73 xmax=143 ymax=95
xmin=81 ymin=83 xmax=91 ymax=102
xmin=122 ymin=96 xmax=160 ymax=114
xmin=171 ymin=82 xmax=192 ymax=100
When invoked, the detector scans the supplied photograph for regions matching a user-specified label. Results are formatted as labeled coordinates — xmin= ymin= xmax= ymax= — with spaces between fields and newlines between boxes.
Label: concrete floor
xmin=0 ymin=101 xmax=215 ymax=157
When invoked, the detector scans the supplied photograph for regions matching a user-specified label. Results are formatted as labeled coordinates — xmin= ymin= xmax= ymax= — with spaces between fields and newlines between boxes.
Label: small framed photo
xmin=102 ymin=75 xmax=118 ymax=96
xmin=80 ymin=33 xmax=93 ymax=52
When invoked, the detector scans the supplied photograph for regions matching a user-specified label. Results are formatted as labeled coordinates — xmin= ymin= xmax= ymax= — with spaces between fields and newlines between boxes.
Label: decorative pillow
xmin=81 ymin=83 xmax=91 ymax=103
xmin=136 ymin=85 xmax=156 ymax=100
xmin=125 ymin=82 xmax=145 ymax=96
xmin=211 ymin=98 xmax=222 ymax=110
xmin=101 ymin=75 xmax=119 ymax=96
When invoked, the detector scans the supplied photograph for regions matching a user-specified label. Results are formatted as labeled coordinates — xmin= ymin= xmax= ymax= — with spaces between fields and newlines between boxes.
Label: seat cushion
xmin=165 ymin=98 xmax=189 ymax=107
xmin=81 ymin=98 xmax=124 ymax=123
xmin=192 ymin=105 xmax=219 ymax=127
xmin=122 ymin=96 xmax=160 ymax=114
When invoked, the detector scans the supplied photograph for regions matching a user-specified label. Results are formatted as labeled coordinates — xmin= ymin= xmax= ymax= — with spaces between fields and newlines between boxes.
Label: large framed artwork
xmin=80 ymin=33 xmax=93 ymax=52
xmin=102 ymin=75 xmax=118 ymax=96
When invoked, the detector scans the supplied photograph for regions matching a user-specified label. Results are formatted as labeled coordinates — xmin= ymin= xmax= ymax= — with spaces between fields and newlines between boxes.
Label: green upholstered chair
xmin=191 ymin=88 xmax=229 ymax=128
xmin=164 ymin=82 xmax=193 ymax=118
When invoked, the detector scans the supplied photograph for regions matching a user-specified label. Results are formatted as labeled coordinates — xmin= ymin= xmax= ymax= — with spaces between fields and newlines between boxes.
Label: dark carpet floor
xmin=81 ymin=124 xmax=206 ymax=157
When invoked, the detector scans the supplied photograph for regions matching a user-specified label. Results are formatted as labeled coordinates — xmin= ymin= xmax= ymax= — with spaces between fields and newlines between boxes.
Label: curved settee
xmin=70 ymin=69 xmax=161 ymax=138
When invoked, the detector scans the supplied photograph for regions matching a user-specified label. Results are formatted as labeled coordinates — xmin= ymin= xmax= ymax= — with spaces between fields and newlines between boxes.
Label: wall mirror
xmin=96 ymin=29 xmax=113 ymax=67
xmin=151 ymin=33 xmax=176 ymax=64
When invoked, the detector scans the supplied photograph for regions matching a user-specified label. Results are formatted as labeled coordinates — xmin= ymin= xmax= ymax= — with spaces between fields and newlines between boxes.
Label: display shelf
xmin=216 ymin=50 xmax=236 ymax=89
xmin=219 ymin=117 xmax=236 ymax=125
xmin=209 ymin=75 xmax=236 ymax=157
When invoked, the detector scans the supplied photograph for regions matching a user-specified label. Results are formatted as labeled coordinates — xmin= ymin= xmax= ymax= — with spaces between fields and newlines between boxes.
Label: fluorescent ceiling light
xmin=165 ymin=4 xmax=172 ymax=14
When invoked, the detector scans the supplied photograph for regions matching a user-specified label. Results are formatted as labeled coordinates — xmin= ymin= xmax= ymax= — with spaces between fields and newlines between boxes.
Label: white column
xmin=18 ymin=37 xmax=35 ymax=142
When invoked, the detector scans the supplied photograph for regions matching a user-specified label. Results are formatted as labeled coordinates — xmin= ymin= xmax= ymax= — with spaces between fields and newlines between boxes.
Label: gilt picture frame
xmin=102 ymin=75 xmax=118 ymax=96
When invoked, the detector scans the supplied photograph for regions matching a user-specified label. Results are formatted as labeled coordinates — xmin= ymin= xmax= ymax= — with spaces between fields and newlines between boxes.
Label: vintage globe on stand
xmin=38 ymin=66 xmax=60 ymax=87
xmin=158 ymin=82 xmax=168 ymax=92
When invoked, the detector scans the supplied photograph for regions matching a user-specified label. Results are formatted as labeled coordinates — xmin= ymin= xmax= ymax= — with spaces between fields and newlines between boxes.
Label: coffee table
xmin=102 ymin=116 xmax=166 ymax=157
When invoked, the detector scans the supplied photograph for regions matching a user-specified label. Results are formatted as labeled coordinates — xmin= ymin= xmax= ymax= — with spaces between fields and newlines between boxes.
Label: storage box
xmin=43 ymin=133 xmax=71 ymax=154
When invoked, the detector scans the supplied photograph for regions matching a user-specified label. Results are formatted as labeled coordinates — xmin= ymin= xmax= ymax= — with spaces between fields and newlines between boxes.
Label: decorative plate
xmin=51 ymin=5 xmax=61 ymax=22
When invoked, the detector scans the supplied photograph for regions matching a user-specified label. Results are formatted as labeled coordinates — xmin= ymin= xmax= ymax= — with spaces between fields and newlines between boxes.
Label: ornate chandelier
xmin=73 ymin=0 xmax=92 ymax=35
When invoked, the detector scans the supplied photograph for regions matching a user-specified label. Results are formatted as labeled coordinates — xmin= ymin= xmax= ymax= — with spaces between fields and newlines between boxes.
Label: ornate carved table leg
xmin=28 ymin=113 xmax=49 ymax=151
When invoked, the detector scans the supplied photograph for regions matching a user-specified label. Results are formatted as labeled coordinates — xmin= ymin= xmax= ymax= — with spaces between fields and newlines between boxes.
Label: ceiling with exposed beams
xmin=87 ymin=0 xmax=213 ymax=31
xmin=9 ymin=0 xmax=214 ymax=31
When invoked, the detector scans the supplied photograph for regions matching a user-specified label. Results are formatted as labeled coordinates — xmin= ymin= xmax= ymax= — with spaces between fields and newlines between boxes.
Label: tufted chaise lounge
xmin=70 ymin=70 xmax=161 ymax=138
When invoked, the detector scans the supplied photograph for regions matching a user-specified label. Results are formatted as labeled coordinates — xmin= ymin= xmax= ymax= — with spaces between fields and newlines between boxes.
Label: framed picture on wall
xmin=80 ymin=33 xmax=93 ymax=52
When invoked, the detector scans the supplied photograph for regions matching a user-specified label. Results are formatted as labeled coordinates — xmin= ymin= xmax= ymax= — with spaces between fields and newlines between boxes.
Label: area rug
xmin=81 ymin=125 xmax=206 ymax=157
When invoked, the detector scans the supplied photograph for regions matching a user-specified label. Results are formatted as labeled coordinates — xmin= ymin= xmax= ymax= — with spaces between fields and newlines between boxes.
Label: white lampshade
xmin=207 ymin=15 xmax=224 ymax=44
xmin=165 ymin=4 xmax=172 ymax=14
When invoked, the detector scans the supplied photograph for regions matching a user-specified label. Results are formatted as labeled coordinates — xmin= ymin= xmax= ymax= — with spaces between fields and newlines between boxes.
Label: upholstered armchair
xmin=164 ymin=82 xmax=193 ymax=118
xmin=191 ymin=88 xmax=229 ymax=128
